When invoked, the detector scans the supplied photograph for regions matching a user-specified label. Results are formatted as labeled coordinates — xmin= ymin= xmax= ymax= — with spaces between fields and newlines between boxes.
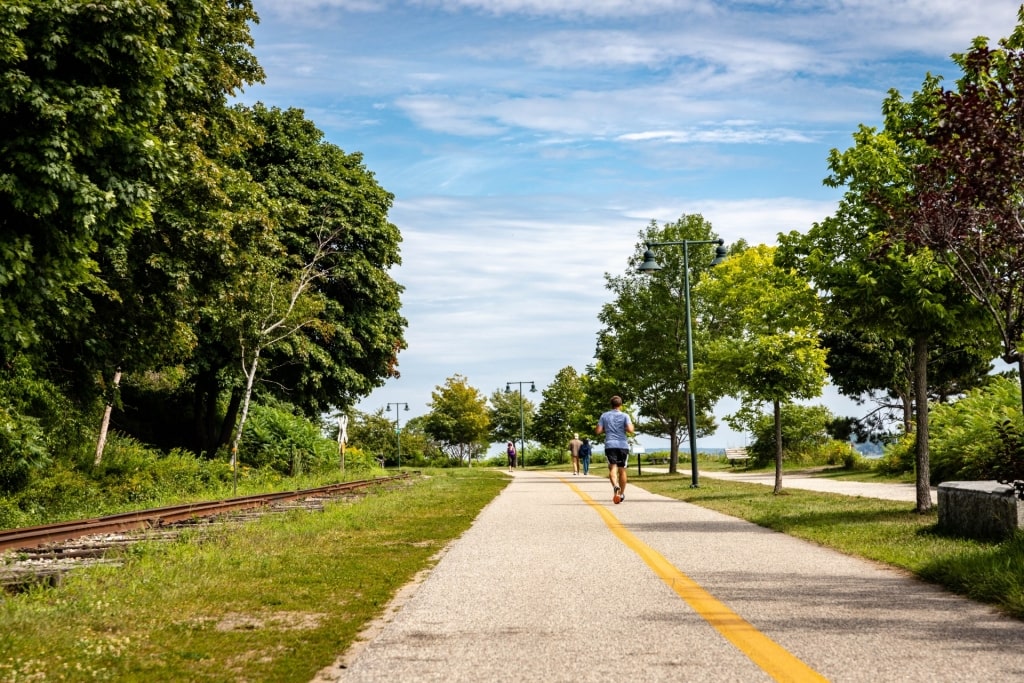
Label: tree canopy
xmin=698 ymin=245 xmax=827 ymax=493
xmin=0 ymin=1 xmax=408 ymax=476
xmin=596 ymin=215 xmax=722 ymax=473
xmin=531 ymin=366 xmax=588 ymax=449
xmin=424 ymin=375 xmax=490 ymax=464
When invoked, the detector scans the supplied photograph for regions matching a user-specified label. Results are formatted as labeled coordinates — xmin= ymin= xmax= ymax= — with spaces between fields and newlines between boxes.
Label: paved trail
xmin=319 ymin=470 xmax=1023 ymax=682
xmin=698 ymin=468 xmax=937 ymax=503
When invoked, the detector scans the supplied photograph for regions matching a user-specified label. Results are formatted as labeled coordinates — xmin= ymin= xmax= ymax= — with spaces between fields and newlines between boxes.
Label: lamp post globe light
xmin=638 ymin=238 xmax=727 ymax=488
xmin=386 ymin=402 xmax=409 ymax=469
xmin=505 ymin=381 xmax=536 ymax=468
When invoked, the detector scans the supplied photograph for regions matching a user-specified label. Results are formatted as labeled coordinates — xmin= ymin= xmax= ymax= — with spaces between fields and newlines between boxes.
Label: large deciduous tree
xmin=0 ymin=0 xmax=178 ymax=353
xmin=903 ymin=16 xmax=1024 ymax=419
xmin=424 ymin=375 xmax=490 ymax=465
xmin=596 ymin=215 xmax=722 ymax=474
xmin=234 ymin=105 xmax=406 ymax=417
xmin=488 ymin=386 xmax=535 ymax=448
xmin=531 ymin=366 xmax=588 ymax=450
xmin=186 ymin=104 xmax=406 ymax=455
xmin=778 ymin=102 xmax=997 ymax=511
xmin=698 ymin=245 xmax=827 ymax=494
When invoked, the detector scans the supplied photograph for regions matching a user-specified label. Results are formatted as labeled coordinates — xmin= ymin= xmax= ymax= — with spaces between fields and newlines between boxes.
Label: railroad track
xmin=0 ymin=474 xmax=411 ymax=553
xmin=0 ymin=474 xmax=415 ymax=592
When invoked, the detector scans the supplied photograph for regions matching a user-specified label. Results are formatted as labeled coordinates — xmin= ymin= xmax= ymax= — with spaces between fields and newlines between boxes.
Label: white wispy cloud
xmin=243 ymin=0 xmax=1024 ymax=444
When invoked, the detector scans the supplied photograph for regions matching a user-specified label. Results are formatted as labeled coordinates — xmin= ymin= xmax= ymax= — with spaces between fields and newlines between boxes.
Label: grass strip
xmin=635 ymin=473 xmax=1024 ymax=619
xmin=0 ymin=468 xmax=509 ymax=682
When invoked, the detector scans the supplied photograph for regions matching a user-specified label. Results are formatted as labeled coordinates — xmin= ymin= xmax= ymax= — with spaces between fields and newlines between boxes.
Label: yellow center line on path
xmin=563 ymin=479 xmax=827 ymax=683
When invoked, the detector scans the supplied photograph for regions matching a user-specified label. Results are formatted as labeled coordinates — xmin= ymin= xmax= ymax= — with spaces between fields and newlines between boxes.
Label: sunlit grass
xmin=637 ymin=474 xmax=1024 ymax=618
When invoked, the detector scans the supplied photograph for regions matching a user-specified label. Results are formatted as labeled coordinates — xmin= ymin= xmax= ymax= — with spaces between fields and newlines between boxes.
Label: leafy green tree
xmin=424 ymin=375 xmax=490 ymax=465
xmin=530 ymin=367 xmax=589 ymax=450
xmin=902 ymin=15 xmax=1024 ymax=420
xmin=227 ymin=229 xmax=342 ymax=473
xmin=347 ymin=409 xmax=397 ymax=462
xmin=596 ymin=215 xmax=723 ymax=474
xmin=778 ymin=104 xmax=998 ymax=510
xmin=698 ymin=245 xmax=827 ymax=493
xmin=184 ymin=104 xmax=406 ymax=455
xmin=730 ymin=403 xmax=834 ymax=465
xmin=232 ymin=105 xmax=406 ymax=417
xmin=0 ymin=0 xmax=183 ymax=353
xmin=347 ymin=409 xmax=431 ymax=466
xmin=0 ymin=0 xmax=267 ymax=465
xmin=488 ymin=387 xmax=535 ymax=447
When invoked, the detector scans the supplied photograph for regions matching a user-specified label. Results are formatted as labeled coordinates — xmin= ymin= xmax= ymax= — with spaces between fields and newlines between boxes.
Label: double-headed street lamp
xmin=505 ymin=381 xmax=536 ymax=468
xmin=386 ymin=402 xmax=409 ymax=469
xmin=638 ymin=238 xmax=727 ymax=488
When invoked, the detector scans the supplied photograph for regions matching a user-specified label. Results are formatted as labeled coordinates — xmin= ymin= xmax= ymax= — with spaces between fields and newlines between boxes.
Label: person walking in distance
xmin=568 ymin=433 xmax=583 ymax=475
xmin=579 ymin=437 xmax=592 ymax=476
xmin=506 ymin=441 xmax=517 ymax=472
xmin=596 ymin=396 xmax=634 ymax=504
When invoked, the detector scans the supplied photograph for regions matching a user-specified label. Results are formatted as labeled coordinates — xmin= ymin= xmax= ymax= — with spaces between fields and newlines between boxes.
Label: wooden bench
xmin=649 ymin=457 xmax=668 ymax=465
xmin=725 ymin=448 xmax=749 ymax=465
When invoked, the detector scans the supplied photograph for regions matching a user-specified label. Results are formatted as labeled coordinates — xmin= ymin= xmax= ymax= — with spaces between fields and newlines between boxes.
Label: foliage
xmin=596 ymin=215 xmax=723 ymax=473
xmin=698 ymin=244 xmax=827 ymax=492
xmin=0 ymin=4 xmax=406 ymax=469
xmin=879 ymin=376 xmax=1024 ymax=482
xmin=489 ymin=385 xmax=535 ymax=445
xmin=0 ymin=357 xmax=88 ymax=493
xmin=776 ymin=83 xmax=998 ymax=511
xmin=737 ymin=404 xmax=835 ymax=465
xmin=228 ymin=104 xmax=407 ymax=417
xmin=424 ymin=375 xmax=491 ymax=464
xmin=0 ymin=0 xmax=184 ymax=352
xmin=240 ymin=400 xmax=337 ymax=475
xmin=346 ymin=409 xmax=434 ymax=467
xmin=530 ymin=366 xmax=588 ymax=449
xmin=903 ymin=12 xmax=1024 ymax=416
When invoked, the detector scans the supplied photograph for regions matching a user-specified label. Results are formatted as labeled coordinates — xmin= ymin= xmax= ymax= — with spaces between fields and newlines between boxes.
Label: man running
xmin=596 ymin=396 xmax=634 ymax=504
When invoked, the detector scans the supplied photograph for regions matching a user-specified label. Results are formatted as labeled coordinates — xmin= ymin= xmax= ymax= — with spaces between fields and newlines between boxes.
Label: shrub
xmin=928 ymin=376 xmax=1024 ymax=482
xmin=742 ymin=404 xmax=833 ymax=466
xmin=17 ymin=461 xmax=104 ymax=522
xmin=878 ymin=377 xmax=1024 ymax=482
xmin=241 ymin=401 xmax=335 ymax=475
xmin=877 ymin=435 xmax=915 ymax=475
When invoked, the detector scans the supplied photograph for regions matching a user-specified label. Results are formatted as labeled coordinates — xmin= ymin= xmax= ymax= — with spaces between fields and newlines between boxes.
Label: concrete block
xmin=937 ymin=481 xmax=1023 ymax=540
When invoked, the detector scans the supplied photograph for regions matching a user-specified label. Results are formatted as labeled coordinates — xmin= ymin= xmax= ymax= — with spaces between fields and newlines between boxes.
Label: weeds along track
xmin=0 ymin=473 xmax=413 ymax=592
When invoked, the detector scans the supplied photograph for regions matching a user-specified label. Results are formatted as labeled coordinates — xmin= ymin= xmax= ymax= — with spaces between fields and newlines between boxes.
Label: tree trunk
xmin=193 ymin=370 xmax=222 ymax=456
xmin=338 ymin=415 xmax=348 ymax=472
xmin=901 ymin=392 xmax=914 ymax=434
xmin=94 ymin=368 xmax=122 ymax=466
xmin=1019 ymin=356 xmax=1024 ymax=422
xmin=229 ymin=349 xmax=261 ymax=494
xmin=669 ymin=429 xmax=680 ymax=475
xmin=218 ymin=388 xmax=243 ymax=452
xmin=913 ymin=334 xmax=932 ymax=513
xmin=773 ymin=397 xmax=783 ymax=494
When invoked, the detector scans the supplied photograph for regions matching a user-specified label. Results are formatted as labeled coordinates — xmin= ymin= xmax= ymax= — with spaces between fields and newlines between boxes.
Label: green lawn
xmin=0 ymin=469 xmax=509 ymax=682
xmin=634 ymin=472 xmax=1024 ymax=619
xmin=2 ymin=464 xmax=1020 ymax=683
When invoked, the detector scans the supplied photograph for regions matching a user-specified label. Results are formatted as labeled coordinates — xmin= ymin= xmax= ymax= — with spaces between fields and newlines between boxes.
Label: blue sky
xmin=238 ymin=1 xmax=1023 ymax=450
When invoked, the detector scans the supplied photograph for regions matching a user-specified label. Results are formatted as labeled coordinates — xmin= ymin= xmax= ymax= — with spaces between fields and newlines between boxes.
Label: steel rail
xmin=0 ymin=474 xmax=410 ymax=552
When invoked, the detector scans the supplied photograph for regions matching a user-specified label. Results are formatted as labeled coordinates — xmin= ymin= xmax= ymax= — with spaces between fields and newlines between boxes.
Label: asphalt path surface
xmin=697 ymin=468 xmax=938 ymax=504
xmin=318 ymin=470 xmax=1023 ymax=682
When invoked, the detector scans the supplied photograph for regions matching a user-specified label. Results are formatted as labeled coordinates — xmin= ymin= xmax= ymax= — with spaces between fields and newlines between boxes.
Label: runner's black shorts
xmin=605 ymin=447 xmax=629 ymax=467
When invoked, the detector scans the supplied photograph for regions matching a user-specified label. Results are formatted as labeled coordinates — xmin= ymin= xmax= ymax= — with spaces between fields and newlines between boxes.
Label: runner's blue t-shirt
xmin=598 ymin=410 xmax=632 ymax=449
